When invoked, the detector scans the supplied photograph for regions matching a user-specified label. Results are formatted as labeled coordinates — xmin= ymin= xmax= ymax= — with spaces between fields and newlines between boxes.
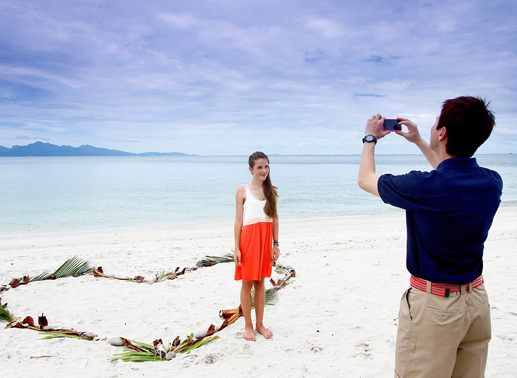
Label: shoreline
xmin=1 ymin=208 xmax=516 ymax=377
xmin=3 ymin=202 xmax=516 ymax=241
xmin=0 ymin=207 xmax=405 ymax=239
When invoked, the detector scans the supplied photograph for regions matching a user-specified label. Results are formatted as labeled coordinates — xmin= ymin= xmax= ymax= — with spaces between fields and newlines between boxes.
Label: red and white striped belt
xmin=410 ymin=275 xmax=484 ymax=297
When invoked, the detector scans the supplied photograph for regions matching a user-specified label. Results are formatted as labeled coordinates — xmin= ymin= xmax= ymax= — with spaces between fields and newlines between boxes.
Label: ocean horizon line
xmin=0 ymin=141 xmax=514 ymax=157
xmin=1 ymin=153 xmax=513 ymax=158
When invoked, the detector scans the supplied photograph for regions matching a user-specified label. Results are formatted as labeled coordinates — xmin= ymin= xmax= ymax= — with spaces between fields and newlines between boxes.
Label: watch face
xmin=363 ymin=135 xmax=377 ymax=144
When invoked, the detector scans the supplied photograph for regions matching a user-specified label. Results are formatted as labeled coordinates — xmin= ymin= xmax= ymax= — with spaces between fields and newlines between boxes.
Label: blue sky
xmin=0 ymin=0 xmax=516 ymax=155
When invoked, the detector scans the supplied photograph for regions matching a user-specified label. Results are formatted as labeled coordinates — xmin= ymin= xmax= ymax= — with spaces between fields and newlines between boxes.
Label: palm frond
xmin=265 ymin=282 xmax=288 ymax=305
xmin=180 ymin=336 xmax=220 ymax=353
xmin=52 ymin=256 xmax=93 ymax=278
xmin=111 ymin=350 xmax=163 ymax=362
xmin=110 ymin=333 xmax=220 ymax=362
xmin=39 ymin=333 xmax=82 ymax=340
xmin=251 ymin=277 xmax=294 ymax=307
xmin=110 ymin=339 xmax=168 ymax=362
xmin=29 ymin=272 xmax=51 ymax=282
xmin=153 ymin=269 xmax=178 ymax=283
xmin=27 ymin=256 xmax=94 ymax=283
xmin=0 ymin=301 xmax=13 ymax=322
xmin=196 ymin=253 xmax=234 ymax=267
xmin=129 ymin=340 xmax=155 ymax=350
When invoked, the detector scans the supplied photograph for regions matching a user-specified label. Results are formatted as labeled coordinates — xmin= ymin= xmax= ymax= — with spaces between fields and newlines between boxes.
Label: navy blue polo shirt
xmin=378 ymin=158 xmax=502 ymax=284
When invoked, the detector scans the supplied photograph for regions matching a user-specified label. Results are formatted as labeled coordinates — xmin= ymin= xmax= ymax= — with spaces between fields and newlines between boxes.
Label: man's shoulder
xmin=378 ymin=170 xmax=432 ymax=199
xmin=479 ymin=166 xmax=503 ymax=181
xmin=379 ymin=169 xmax=432 ymax=184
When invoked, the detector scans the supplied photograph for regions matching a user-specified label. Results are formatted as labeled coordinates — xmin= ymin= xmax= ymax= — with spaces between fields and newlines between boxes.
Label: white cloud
xmin=306 ymin=18 xmax=343 ymax=38
xmin=159 ymin=13 xmax=198 ymax=29
xmin=0 ymin=0 xmax=515 ymax=154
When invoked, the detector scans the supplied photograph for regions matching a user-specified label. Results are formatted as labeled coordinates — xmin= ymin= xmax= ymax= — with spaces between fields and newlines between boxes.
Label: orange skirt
xmin=234 ymin=222 xmax=273 ymax=281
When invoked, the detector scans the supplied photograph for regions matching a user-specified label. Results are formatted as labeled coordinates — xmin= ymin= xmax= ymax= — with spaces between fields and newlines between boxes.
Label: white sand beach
xmin=1 ymin=208 xmax=516 ymax=377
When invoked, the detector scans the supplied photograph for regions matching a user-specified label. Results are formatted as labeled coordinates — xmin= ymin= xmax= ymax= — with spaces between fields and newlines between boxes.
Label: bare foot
xmin=244 ymin=325 xmax=256 ymax=341
xmin=256 ymin=324 xmax=273 ymax=339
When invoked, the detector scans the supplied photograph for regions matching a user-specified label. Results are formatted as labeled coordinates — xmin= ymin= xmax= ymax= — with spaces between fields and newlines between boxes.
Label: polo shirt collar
xmin=437 ymin=157 xmax=479 ymax=170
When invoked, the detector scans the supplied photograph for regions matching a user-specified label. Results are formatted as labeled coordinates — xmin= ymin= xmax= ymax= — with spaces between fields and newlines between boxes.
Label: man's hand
xmin=396 ymin=117 xmax=425 ymax=144
xmin=365 ymin=114 xmax=390 ymax=140
xmin=396 ymin=117 xmax=440 ymax=169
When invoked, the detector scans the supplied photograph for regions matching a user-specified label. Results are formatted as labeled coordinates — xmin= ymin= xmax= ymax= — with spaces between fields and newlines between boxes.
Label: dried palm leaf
xmin=196 ymin=253 xmax=234 ymax=267
xmin=153 ymin=269 xmax=179 ymax=283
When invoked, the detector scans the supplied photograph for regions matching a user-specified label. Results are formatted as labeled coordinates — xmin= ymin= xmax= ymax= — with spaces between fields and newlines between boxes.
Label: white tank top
xmin=243 ymin=184 xmax=273 ymax=226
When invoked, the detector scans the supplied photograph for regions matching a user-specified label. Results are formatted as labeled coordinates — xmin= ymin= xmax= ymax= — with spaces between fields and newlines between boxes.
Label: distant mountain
xmin=0 ymin=142 xmax=191 ymax=157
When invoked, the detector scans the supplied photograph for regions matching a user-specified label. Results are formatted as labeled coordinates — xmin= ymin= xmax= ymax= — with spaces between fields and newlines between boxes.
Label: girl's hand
xmin=271 ymin=245 xmax=280 ymax=262
xmin=234 ymin=249 xmax=242 ymax=266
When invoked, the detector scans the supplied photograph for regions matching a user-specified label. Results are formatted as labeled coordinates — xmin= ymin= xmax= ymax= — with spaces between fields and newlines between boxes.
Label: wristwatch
xmin=362 ymin=135 xmax=377 ymax=144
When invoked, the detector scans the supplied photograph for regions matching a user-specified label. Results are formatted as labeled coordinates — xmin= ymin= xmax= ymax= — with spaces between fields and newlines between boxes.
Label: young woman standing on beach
xmin=234 ymin=151 xmax=280 ymax=341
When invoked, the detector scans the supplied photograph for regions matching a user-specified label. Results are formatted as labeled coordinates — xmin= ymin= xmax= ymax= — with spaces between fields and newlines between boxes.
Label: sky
xmin=0 ymin=0 xmax=516 ymax=155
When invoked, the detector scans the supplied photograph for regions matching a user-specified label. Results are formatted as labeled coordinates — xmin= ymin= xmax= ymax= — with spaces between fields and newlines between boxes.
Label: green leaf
xmin=128 ymin=339 xmax=154 ymax=350
xmin=27 ymin=256 xmax=93 ymax=283
xmin=30 ymin=272 xmax=51 ymax=282
xmin=52 ymin=256 xmax=93 ymax=278
xmin=181 ymin=336 xmax=220 ymax=353
xmin=111 ymin=350 xmax=165 ymax=362
xmin=39 ymin=333 xmax=82 ymax=340
xmin=0 ymin=305 xmax=13 ymax=322
xmin=178 ymin=333 xmax=193 ymax=347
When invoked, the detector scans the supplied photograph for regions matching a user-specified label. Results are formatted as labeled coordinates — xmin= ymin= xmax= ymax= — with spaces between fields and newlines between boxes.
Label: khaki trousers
xmin=395 ymin=284 xmax=491 ymax=378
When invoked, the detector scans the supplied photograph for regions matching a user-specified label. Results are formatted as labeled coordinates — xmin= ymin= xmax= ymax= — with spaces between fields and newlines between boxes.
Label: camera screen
xmin=383 ymin=119 xmax=402 ymax=131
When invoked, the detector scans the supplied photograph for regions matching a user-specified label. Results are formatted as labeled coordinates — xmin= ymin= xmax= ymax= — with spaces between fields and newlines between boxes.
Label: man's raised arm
xmin=358 ymin=114 xmax=389 ymax=197
xmin=397 ymin=117 xmax=439 ymax=169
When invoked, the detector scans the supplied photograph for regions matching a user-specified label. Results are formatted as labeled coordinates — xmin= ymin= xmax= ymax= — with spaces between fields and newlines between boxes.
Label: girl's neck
xmin=249 ymin=177 xmax=264 ymax=187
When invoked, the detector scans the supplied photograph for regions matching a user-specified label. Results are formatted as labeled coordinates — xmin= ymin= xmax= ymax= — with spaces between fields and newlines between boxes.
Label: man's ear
xmin=439 ymin=126 xmax=447 ymax=141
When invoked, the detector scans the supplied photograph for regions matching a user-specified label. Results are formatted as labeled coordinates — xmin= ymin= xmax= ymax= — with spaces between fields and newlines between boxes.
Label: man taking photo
xmin=358 ymin=96 xmax=503 ymax=378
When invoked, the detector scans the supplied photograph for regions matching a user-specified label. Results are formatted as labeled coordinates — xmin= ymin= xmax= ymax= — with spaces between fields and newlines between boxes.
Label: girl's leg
xmin=240 ymin=280 xmax=255 ymax=341
xmin=254 ymin=278 xmax=273 ymax=339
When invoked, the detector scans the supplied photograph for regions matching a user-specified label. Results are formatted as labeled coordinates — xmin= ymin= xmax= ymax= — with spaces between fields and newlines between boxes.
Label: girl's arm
xmin=234 ymin=186 xmax=245 ymax=266
xmin=271 ymin=217 xmax=280 ymax=262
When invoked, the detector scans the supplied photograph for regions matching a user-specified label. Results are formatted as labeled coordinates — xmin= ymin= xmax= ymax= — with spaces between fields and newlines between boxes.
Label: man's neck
xmin=436 ymin=149 xmax=455 ymax=165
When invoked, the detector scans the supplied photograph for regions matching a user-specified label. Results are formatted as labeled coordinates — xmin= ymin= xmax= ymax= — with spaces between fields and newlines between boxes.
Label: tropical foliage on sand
xmin=2 ymin=256 xmax=93 ymax=292
xmin=0 ymin=298 xmax=13 ymax=322
xmin=196 ymin=253 xmax=234 ymax=267
xmin=252 ymin=264 xmax=296 ymax=307
xmin=110 ymin=334 xmax=221 ymax=362
xmin=2 ymin=255 xmax=296 ymax=363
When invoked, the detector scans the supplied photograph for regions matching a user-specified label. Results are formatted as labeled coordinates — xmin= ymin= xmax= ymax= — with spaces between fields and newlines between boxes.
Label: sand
xmin=1 ymin=207 xmax=516 ymax=377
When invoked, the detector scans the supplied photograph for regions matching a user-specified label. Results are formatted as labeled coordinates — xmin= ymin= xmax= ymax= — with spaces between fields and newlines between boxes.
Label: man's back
xmin=379 ymin=157 xmax=502 ymax=284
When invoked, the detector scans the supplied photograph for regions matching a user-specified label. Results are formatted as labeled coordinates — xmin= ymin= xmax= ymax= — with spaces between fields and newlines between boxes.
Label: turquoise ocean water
xmin=0 ymin=154 xmax=515 ymax=237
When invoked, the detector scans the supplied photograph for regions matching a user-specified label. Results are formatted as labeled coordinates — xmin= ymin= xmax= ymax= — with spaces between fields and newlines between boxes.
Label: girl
xmin=234 ymin=151 xmax=280 ymax=341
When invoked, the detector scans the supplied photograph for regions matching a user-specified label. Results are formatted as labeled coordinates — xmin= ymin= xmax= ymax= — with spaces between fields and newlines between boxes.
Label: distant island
xmin=0 ymin=142 xmax=192 ymax=157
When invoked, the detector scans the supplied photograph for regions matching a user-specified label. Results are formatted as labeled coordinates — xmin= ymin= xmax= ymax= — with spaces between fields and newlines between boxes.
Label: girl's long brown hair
xmin=249 ymin=151 xmax=278 ymax=219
